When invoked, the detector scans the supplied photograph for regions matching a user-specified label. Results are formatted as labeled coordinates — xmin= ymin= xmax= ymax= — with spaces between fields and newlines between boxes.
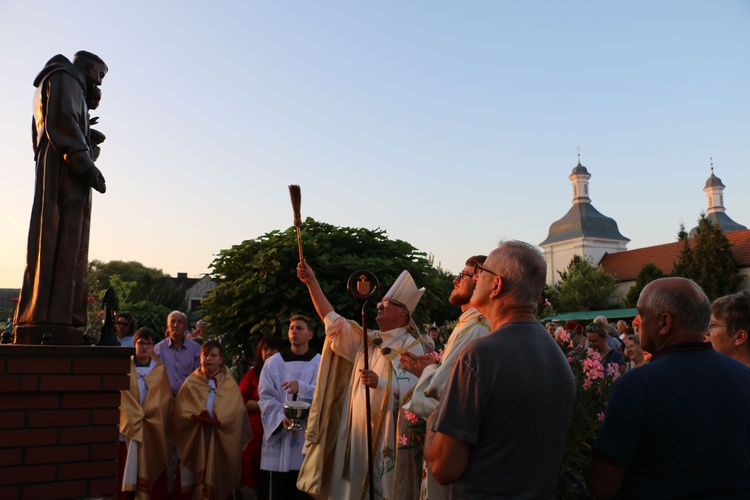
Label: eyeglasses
xmin=473 ymin=263 xmax=500 ymax=277
xmin=135 ymin=341 xmax=153 ymax=347
xmin=585 ymin=324 xmax=602 ymax=333
xmin=455 ymin=272 xmax=475 ymax=282
xmin=116 ymin=321 xmax=130 ymax=327
xmin=377 ymin=299 xmax=408 ymax=309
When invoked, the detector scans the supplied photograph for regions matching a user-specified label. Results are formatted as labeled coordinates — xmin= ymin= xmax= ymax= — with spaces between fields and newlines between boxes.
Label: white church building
xmin=540 ymin=160 xmax=749 ymax=304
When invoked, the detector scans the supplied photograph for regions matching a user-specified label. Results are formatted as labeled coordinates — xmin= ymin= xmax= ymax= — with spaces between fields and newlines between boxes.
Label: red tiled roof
xmin=599 ymin=229 xmax=750 ymax=282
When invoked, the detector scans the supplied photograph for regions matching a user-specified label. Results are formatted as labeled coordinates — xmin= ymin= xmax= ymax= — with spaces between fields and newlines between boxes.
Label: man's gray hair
xmin=494 ymin=240 xmax=547 ymax=309
xmin=168 ymin=310 xmax=187 ymax=323
xmin=642 ymin=279 xmax=710 ymax=336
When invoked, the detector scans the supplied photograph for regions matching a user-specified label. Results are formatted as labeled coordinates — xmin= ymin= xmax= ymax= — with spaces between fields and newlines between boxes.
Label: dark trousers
xmin=259 ymin=469 xmax=312 ymax=500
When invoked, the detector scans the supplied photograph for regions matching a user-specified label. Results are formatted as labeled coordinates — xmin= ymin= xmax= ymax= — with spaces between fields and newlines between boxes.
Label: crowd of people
xmin=114 ymin=239 xmax=750 ymax=500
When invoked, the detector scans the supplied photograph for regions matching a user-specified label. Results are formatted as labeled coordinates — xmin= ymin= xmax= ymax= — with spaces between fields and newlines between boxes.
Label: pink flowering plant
xmin=2 ymin=296 xmax=20 ymax=331
xmin=85 ymin=295 xmax=104 ymax=342
xmin=430 ymin=349 xmax=443 ymax=364
xmin=554 ymin=329 xmax=620 ymax=499
xmin=398 ymin=409 xmax=426 ymax=463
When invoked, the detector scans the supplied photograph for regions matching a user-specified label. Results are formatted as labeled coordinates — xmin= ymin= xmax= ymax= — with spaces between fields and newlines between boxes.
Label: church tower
xmin=540 ymin=158 xmax=629 ymax=286
xmin=689 ymin=161 xmax=746 ymax=237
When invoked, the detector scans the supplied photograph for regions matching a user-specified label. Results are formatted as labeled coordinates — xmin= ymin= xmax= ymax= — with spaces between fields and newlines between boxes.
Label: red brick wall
xmin=0 ymin=345 xmax=132 ymax=500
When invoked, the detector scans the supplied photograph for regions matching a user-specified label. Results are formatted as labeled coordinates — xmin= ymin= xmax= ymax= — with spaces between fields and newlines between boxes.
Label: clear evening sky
xmin=1 ymin=1 xmax=748 ymax=289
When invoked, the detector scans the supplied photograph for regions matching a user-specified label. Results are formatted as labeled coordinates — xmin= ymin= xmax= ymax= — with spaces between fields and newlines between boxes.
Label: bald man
xmin=585 ymin=278 xmax=750 ymax=498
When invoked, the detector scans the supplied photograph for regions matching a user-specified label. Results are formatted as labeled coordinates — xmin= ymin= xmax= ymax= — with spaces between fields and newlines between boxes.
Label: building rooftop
xmin=689 ymin=212 xmax=747 ymax=238
xmin=541 ymin=202 xmax=629 ymax=246
xmin=599 ymin=228 xmax=750 ymax=281
xmin=704 ymin=171 xmax=725 ymax=189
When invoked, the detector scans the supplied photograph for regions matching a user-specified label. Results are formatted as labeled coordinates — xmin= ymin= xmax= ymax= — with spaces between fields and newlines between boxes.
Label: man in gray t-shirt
xmin=425 ymin=241 xmax=576 ymax=498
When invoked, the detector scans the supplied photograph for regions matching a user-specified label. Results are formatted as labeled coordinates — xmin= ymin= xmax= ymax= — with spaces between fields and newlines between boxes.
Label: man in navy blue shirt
xmin=585 ymin=277 xmax=750 ymax=499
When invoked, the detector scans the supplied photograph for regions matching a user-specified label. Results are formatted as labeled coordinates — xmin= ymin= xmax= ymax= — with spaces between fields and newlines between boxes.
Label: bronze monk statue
xmin=13 ymin=51 xmax=108 ymax=345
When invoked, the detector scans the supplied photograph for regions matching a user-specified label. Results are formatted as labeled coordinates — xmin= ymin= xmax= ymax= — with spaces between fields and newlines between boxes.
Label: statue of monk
xmin=13 ymin=51 xmax=108 ymax=345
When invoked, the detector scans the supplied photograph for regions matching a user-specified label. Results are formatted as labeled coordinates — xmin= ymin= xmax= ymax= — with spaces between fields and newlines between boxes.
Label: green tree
xmin=676 ymin=221 xmax=689 ymax=241
xmin=671 ymin=221 xmax=694 ymax=278
xmin=537 ymin=284 xmax=558 ymax=319
xmin=624 ymin=263 xmax=665 ymax=307
xmin=201 ymin=218 xmax=456 ymax=364
xmin=88 ymin=260 xmax=185 ymax=310
xmin=670 ymin=215 xmax=739 ymax=301
xmin=554 ymin=255 xmax=618 ymax=313
xmin=87 ymin=260 xmax=180 ymax=338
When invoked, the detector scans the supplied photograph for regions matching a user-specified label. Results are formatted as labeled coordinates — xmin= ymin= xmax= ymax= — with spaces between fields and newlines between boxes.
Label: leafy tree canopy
xmin=88 ymin=260 xmax=185 ymax=310
xmin=554 ymin=255 xmax=618 ymax=313
xmin=676 ymin=221 xmax=689 ymax=241
xmin=87 ymin=260 xmax=181 ymax=338
xmin=624 ymin=263 xmax=665 ymax=308
xmin=670 ymin=214 xmax=739 ymax=301
xmin=201 ymin=218 xmax=457 ymax=363
xmin=538 ymin=284 xmax=558 ymax=319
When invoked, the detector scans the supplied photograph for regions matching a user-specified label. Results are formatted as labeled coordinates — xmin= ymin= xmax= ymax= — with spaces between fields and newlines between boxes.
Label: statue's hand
xmin=89 ymin=166 xmax=107 ymax=194
xmin=89 ymin=128 xmax=106 ymax=145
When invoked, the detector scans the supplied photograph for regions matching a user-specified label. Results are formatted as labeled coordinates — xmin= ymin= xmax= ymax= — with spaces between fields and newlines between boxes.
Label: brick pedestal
xmin=0 ymin=345 xmax=132 ymax=500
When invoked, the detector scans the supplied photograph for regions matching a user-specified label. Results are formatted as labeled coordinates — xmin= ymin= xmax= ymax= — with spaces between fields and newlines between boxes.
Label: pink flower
xmin=398 ymin=434 xmax=408 ymax=446
xmin=583 ymin=378 xmax=593 ymax=390
xmin=559 ymin=330 xmax=571 ymax=343
xmin=87 ymin=295 xmax=97 ymax=304
xmin=587 ymin=349 xmax=602 ymax=362
xmin=582 ymin=350 xmax=605 ymax=380
xmin=430 ymin=349 xmax=443 ymax=363
xmin=544 ymin=299 xmax=552 ymax=308
xmin=606 ymin=363 xmax=621 ymax=381
xmin=597 ymin=412 xmax=605 ymax=422
xmin=11 ymin=297 xmax=20 ymax=304
xmin=404 ymin=410 xmax=420 ymax=424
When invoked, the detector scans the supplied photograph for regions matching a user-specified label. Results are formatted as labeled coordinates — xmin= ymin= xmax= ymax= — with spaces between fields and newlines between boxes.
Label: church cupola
xmin=704 ymin=160 xmax=726 ymax=214
xmin=540 ymin=154 xmax=629 ymax=286
xmin=690 ymin=159 xmax=747 ymax=237
xmin=570 ymin=158 xmax=591 ymax=204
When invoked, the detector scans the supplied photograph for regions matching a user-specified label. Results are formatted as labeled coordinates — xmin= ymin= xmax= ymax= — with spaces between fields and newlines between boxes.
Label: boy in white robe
xmin=259 ymin=315 xmax=321 ymax=500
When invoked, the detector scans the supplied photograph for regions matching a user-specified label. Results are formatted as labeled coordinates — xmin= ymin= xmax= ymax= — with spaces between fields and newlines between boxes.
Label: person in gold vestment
xmin=118 ymin=328 xmax=173 ymax=499
xmin=173 ymin=340 xmax=252 ymax=500
xmin=296 ymin=262 xmax=425 ymax=500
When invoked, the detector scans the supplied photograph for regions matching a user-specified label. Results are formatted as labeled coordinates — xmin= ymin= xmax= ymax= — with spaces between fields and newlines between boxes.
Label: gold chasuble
xmin=119 ymin=359 xmax=173 ymax=497
xmin=173 ymin=366 xmax=252 ymax=500
xmin=298 ymin=325 xmax=422 ymax=500
xmin=297 ymin=336 xmax=352 ymax=499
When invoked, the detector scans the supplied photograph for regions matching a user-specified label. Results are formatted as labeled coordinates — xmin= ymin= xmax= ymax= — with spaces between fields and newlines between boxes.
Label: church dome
xmin=691 ymin=166 xmax=746 ymax=237
xmin=541 ymin=159 xmax=629 ymax=246
xmin=541 ymin=203 xmax=629 ymax=245
xmin=689 ymin=213 xmax=747 ymax=238
xmin=705 ymin=172 xmax=725 ymax=189
xmin=570 ymin=162 xmax=589 ymax=176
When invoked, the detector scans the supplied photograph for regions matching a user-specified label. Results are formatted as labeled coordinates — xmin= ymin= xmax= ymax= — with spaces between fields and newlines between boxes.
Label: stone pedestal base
xmin=13 ymin=324 xmax=84 ymax=345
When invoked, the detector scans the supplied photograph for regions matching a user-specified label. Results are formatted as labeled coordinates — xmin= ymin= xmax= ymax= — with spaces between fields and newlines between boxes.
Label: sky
xmin=1 ymin=1 xmax=749 ymax=289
